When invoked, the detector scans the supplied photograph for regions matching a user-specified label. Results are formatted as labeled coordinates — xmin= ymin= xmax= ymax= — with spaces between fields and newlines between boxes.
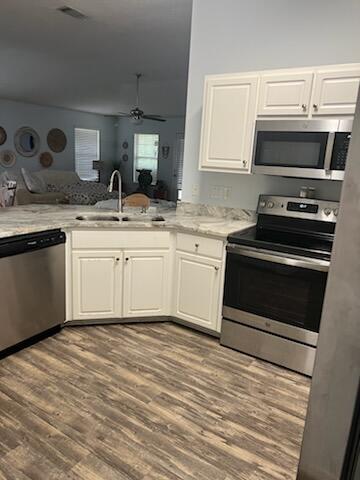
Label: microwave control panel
xmin=331 ymin=132 xmax=351 ymax=171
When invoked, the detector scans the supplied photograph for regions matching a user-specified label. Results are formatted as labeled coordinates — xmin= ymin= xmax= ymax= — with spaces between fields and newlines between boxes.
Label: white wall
xmin=0 ymin=98 xmax=117 ymax=181
xmin=114 ymin=116 xmax=185 ymax=200
xmin=183 ymin=0 xmax=360 ymax=210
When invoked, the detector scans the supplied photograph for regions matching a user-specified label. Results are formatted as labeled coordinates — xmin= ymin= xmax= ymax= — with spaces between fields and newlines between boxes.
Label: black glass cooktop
xmin=228 ymin=215 xmax=335 ymax=261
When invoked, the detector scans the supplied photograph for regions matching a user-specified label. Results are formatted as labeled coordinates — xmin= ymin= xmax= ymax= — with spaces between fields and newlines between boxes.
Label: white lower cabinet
xmin=123 ymin=250 xmax=170 ymax=317
xmin=69 ymin=230 xmax=225 ymax=332
xmin=174 ymin=251 xmax=222 ymax=331
xmin=72 ymin=251 xmax=122 ymax=320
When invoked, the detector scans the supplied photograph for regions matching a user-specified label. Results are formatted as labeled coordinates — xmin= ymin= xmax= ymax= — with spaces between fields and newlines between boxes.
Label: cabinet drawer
xmin=176 ymin=233 xmax=223 ymax=259
xmin=72 ymin=230 xmax=170 ymax=250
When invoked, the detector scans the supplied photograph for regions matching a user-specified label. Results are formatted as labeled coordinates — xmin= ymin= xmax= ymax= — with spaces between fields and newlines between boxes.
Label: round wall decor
xmin=0 ymin=150 xmax=16 ymax=168
xmin=0 ymin=127 xmax=7 ymax=146
xmin=122 ymin=153 xmax=129 ymax=162
xmin=122 ymin=141 xmax=129 ymax=149
xmin=14 ymin=127 xmax=40 ymax=157
xmin=47 ymin=128 xmax=67 ymax=153
xmin=39 ymin=151 xmax=54 ymax=168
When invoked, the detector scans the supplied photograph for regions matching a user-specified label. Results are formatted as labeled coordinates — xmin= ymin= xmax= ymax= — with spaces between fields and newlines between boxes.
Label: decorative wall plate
xmin=0 ymin=127 xmax=7 ymax=146
xmin=47 ymin=128 xmax=67 ymax=153
xmin=14 ymin=126 xmax=40 ymax=157
xmin=122 ymin=153 xmax=129 ymax=162
xmin=39 ymin=151 xmax=53 ymax=168
xmin=122 ymin=141 xmax=129 ymax=149
xmin=0 ymin=150 xmax=16 ymax=168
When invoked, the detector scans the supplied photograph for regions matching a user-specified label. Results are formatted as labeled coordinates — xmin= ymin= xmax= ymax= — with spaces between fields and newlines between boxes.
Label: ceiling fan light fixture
xmin=120 ymin=74 xmax=166 ymax=124
xmin=131 ymin=117 xmax=143 ymax=125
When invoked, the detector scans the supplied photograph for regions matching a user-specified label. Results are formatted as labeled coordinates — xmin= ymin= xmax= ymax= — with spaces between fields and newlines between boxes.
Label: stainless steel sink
xmin=121 ymin=215 xmax=165 ymax=222
xmin=75 ymin=214 xmax=165 ymax=223
xmin=76 ymin=215 xmax=120 ymax=222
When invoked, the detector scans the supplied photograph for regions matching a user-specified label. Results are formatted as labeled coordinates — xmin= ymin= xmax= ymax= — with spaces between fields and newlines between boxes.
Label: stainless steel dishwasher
xmin=0 ymin=229 xmax=66 ymax=353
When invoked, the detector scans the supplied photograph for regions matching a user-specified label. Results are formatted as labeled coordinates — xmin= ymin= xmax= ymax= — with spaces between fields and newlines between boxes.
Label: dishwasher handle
xmin=0 ymin=230 xmax=66 ymax=259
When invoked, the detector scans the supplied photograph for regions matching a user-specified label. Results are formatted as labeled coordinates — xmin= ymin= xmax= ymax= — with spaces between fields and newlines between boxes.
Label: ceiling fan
xmin=118 ymin=73 xmax=166 ymax=124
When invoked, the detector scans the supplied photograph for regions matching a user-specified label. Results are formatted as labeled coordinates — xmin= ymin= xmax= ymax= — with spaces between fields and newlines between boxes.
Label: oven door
xmin=252 ymin=120 xmax=339 ymax=179
xmin=223 ymin=245 xmax=329 ymax=345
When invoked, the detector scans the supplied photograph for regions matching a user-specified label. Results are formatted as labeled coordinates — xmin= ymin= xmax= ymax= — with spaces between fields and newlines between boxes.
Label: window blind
xmin=175 ymin=133 xmax=185 ymax=190
xmin=133 ymin=133 xmax=159 ymax=184
xmin=75 ymin=128 xmax=100 ymax=181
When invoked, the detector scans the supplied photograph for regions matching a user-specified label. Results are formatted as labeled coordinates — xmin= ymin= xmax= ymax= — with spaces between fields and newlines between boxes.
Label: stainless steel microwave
xmin=252 ymin=119 xmax=353 ymax=180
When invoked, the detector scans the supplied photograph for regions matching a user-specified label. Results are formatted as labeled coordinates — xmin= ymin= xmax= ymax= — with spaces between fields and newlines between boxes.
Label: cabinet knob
xmin=125 ymin=257 xmax=129 ymax=262
xmin=242 ymin=160 xmax=247 ymax=167
xmin=116 ymin=257 xmax=120 ymax=262
xmin=214 ymin=266 xmax=219 ymax=272
xmin=302 ymin=104 xmax=307 ymax=111
xmin=195 ymin=243 xmax=199 ymax=249
xmin=313 ymin=104 xmax=318 ymax=110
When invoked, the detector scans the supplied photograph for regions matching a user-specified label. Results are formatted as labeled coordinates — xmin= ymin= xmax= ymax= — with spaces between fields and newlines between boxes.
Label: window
xmin=175 ymin=133 xmax=185 ymax=200
xmin=75 ymin=128 xmax=100 ymax=181
xmin=133 ymin=133 xmax=159 ymax=184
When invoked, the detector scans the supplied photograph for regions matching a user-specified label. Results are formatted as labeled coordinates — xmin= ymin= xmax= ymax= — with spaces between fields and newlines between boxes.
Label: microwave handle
xmin=324 ymin=132 xmax=336 ymax=172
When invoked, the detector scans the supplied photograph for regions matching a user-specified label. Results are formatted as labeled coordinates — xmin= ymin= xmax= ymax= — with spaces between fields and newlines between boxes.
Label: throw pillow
xmin=21 ymin=168 xmax=47 ymax=194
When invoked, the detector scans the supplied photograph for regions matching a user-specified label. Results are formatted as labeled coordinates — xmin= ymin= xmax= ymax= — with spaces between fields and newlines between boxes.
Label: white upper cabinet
xmin=123 ymin=250 xmax=170 ymax=317
xmin=312 ymin=67 xmax=360 ymax=116
xmin=199 ymin=75 xmax=258 ymax=173
xmin=258 ymin=72 xmax=314 ymax=116
xmin=198 ymin=64 xmax=359 ymax=175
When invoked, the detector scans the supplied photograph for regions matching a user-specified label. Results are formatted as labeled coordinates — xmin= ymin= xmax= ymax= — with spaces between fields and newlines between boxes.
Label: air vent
xmin=57 ymin=6 xmax=88 ymax=20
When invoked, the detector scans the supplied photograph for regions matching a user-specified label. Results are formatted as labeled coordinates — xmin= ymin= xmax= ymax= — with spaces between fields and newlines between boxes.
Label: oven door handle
xmin=227 ymin=244 xmax=330 ymax=272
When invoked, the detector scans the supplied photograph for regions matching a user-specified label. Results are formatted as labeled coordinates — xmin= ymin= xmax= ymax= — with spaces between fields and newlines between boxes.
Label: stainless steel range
xmin=220 ymin=194 xmax=339 ymax=376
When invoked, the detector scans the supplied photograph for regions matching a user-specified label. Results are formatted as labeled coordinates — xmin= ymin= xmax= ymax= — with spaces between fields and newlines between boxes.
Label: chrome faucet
xmin=108 ymin=170 xmax=123 ymax=213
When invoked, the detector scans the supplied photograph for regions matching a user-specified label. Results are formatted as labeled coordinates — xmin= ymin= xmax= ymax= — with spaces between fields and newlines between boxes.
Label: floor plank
xmin=0 ymin=323 xmax=310 ymax=479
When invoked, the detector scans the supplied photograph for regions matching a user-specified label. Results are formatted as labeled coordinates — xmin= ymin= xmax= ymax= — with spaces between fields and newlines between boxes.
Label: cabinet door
xmin=72 ymin=251 xmax=122 ymax=320
xmin=174 ymin=252 xmax=222 ymax=331
xmin=312 ymin=67 xmax=360 ymax=115
xmin=258 ymin=72 xmax=313 ymax=116
xmin=123 ymin=250 xmax=170 ymax=317
xmin=199 ymin=75 xmax=258 ymax=173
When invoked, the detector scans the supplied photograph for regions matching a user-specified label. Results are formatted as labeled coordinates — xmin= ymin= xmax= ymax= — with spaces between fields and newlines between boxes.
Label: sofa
xmin=14 ymin=170 xmax=119 ymax=206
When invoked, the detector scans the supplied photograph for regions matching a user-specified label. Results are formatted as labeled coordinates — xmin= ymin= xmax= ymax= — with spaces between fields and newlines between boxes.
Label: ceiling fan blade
xmin=143 ymin=115 xmax=166 ymax=122
xmin=117 ymin=112 xmax=131 ymax=117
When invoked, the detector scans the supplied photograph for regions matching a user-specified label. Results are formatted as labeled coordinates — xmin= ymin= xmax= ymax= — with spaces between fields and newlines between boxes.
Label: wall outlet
xmin=192 ymin=184 xmax=199 ymax=197
xmin=223 ymin=187 xmax=232 ymax=200
xmin=210 ymin=185 xmax=232 ymax=201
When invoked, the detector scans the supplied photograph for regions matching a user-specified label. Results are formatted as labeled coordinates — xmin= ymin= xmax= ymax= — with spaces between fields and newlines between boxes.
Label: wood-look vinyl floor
xmin=0 ymin=323 xmax=310 ymax=480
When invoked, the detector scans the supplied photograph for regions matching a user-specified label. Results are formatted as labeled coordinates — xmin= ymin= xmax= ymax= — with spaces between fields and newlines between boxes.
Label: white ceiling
xmin=0 ymin=0 xmax=192 ymax=116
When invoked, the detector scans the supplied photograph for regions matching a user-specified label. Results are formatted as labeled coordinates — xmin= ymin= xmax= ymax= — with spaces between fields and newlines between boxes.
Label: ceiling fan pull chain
xmin=136 ymin=73 xmax=141 ymax=107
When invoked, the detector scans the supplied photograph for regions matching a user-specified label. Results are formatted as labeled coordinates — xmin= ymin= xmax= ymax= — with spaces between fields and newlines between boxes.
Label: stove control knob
xmin=267 ymin=201 xmax=275 ymax=209
xmin=324 ymin=208 xmax=332 ymax=216
xmin=333 ymin=208 xmax=339 ymax=217
xmin=259 ymin=200 xmax=266 ymax=208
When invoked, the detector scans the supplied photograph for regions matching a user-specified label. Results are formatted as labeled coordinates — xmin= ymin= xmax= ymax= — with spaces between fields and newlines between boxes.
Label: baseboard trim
xmin=0 ymin=325 xmax=62 ymax=360
xmin=64 ymin=316 xmax=220 ymax=338
xmin=64 ymin=316 xmax=171 ymax=327
xmin=171 ymin=317 xmax=220 ymax=338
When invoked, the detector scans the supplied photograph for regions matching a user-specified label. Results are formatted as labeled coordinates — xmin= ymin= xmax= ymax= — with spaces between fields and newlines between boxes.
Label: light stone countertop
xmin=0 ymin=202 xmax=256 ymax=240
